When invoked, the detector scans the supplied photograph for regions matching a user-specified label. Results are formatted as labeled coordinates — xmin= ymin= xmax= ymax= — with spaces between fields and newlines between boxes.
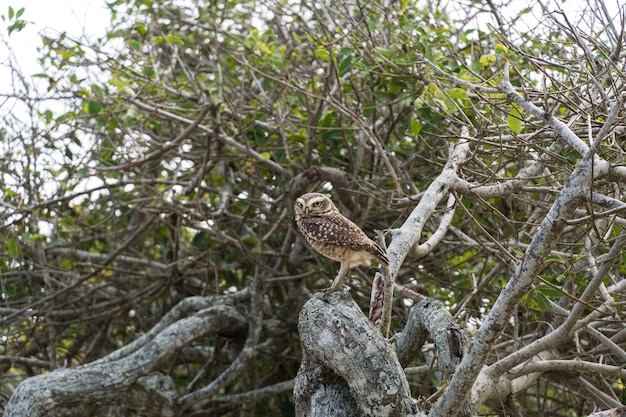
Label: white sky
xmin=1 ymin=0 xmax=109 ymax=96
xmin=0 ymin=1 xmax=111 ymax=227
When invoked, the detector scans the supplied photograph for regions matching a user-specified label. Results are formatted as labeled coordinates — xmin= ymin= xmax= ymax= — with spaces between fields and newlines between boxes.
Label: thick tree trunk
xmin=293 ymin=291 xmax=422 ymax=417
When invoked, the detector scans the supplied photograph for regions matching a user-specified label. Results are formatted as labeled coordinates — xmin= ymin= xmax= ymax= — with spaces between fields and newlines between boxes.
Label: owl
xmin=294 ymin=192 xmax=389 ymax=293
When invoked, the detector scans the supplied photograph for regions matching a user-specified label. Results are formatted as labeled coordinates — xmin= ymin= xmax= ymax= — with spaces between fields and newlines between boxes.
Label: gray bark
xmin=294 ymin=291 xmax=422 ymax=417
xmin=4 ymin=304 xmax=247 ymax=417
xmin=394 ymin=298 xmax=467 ymax=376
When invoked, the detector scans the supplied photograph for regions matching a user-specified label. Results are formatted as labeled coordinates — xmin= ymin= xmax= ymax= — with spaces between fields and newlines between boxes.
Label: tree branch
xmin=117 ymin=97 xmax=291 ymax=177
xmin=376 ymin=127 xmax=471 ymax=338
xmin=4 ymin=304 xmax=248 ymax=417
xmin=180 ymin=274 xmax=263 ymax=412
xmin=430 ymin=160 xmax=595 ymax=417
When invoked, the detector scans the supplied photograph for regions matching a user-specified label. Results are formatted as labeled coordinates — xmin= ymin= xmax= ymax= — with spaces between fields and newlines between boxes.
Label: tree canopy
xmin=1 ymin=0 xmax=625 ymax=416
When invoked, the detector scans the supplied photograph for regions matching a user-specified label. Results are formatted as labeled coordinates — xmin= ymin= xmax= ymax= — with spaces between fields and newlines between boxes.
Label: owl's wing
xmin=368 ymin=240 xmax=389 ymax=266
xmin=298 ymin=215 xmax=389 ymax=266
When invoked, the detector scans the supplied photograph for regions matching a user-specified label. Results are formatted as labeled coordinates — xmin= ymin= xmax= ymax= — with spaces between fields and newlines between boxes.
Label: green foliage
xmin=1 ymin=0 xmax=624 ymax=415
xmin=507 ymin=103 xmax=523 ymax=134
xmin=2 ymin=5 xmax=26 ymax=35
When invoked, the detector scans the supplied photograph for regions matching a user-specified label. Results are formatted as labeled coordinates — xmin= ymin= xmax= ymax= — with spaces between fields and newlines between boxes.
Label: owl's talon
xmin=323 ymin=285 xmax=343 ymax=294
xmin=321 ymin=285 xmax=343 ymax=302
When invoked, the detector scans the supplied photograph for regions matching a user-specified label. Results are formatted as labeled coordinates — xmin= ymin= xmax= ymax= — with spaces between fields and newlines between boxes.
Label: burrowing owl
xmin=294 ymin=192 xmax=389 ymax=293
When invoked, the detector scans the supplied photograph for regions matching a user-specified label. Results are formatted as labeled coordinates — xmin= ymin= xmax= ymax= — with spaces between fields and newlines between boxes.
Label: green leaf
xmin=338 ymin=56 xmax=352 ymax=77
xmin=134 ymin=24 xmax=147 ymax=36
xmin=508 ymin=103 xmax=523 ymax=134
xmin=126 ymin=39 xmax=141 ymax=52
xmin=511 ymin=246 xmax=524 ymax=257
xmin=192 ymin=232 xmax=209 ymax=247
xmin=536 ymin=291 xmax=554 ymax=313
xmin=7 ymin=20 xmax=26 ymax=35
xmin=166 ymin=34 xmax=184 ymax=45
xmin=86 ymin=100 xmax=103 ymax=115
xmin=242 ymin=234 xmax=259 ymax=245
xmin=56 ymin=110 xmax=77 ymax=123
xmin=372 ymin=91 xmax=393 ymax=101
xmin=337 ymin=47 xmax=353 ymax=56
xmin=7 ymin=238 xmax=21 ymax=258
xmin=43 ymin=109 xmax=53 ymax=125
xmin=60 ymin=259 xmax=73 ymax=270
xmin=374 ymin=47 xmax=394 ymax=59
xmin=471 ymin=59 xmax=481 ymax=73
xmin=544 ymin=254 xmax=562 ymax=264
xmin=314 ymin=48 xmax=330 ymax=62
xmin=399 ymin=0 xmax=409 ymax=13
xmin=479 ymin=54 xmax=496 ymax=68
xmin=495 ymin=43 xmax=508 ymax=55
xmin=8 ymin=6 xmax=14 ymax=20
xmin=410 ymin=120 xmax=423 ymax=136
xmin=318 ymin=111 xmax=334 ymax=128
xmin=448 ymin=87 xmax=467 ymax=100
xmin=536 ymin=283 xmax=563 ymax=298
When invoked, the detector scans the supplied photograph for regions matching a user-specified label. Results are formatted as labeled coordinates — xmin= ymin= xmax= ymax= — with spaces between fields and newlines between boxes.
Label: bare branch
xmin=4 ymin=304 xmax=248 ymax=417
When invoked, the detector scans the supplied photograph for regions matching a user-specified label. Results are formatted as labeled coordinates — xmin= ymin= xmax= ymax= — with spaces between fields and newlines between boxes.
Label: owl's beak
xmin=304 ymin=207 xmax=310 ymax=216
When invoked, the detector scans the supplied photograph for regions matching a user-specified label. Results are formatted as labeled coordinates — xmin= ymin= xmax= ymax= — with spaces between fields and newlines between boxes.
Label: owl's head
xmin=294 ymin=193 xmax=337 ymax=217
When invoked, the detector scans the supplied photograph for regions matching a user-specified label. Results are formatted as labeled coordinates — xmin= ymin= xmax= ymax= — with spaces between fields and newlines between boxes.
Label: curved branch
xmin=409 ymin=193 xmax=456 ymax=258
xmin=452 ymin=139 xmax=565 ymax=199
xmin=4 ymin=304 xmax=248 ymax=417
xmin=116 ymin=97 xmax=291 ymax=177
xmin=516 ymin=359 xmax=626 ymax=379
xmin=180 ymin=275 xmax=263 ymax=412
xmin=387 ymin=127 xmax=471 ymax=276
xmin=97 ymin=102 xmax=211 ymax=172
xmin=198 ymin=380 xmax=295 ymax=413
xmin=378 ymin=127 xmax=471 ymax=338
xmin=469 ymin=350 xmax=557 ymax=409
xmin=394 ymin=298 xmax=467 ymax=375
xmin=499 ymin=67 xmax=590 ymax=156
xmin=95 ymin=294 xmax=248 ymax=364
xmin=0 ymin=356 xmax=51 ymax=370
xmin=586 ymin=406 xmax=626 ymax=417
xmin=46 ymin=247 xmax=168 ymax=271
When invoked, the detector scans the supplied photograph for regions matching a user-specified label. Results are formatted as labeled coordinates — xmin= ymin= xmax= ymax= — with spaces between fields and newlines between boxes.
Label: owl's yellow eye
xmin=313 ymin=201 xmax=322 ymax=207
xmin=296 ymin=201 xmax=304 ymax=209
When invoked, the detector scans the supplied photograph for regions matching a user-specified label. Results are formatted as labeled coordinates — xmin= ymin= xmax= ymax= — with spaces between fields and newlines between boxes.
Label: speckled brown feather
xmin=294 ymin=193 xmax=388 ymax=292
xmin=296 ymin=214 xmax=388 ymax=265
